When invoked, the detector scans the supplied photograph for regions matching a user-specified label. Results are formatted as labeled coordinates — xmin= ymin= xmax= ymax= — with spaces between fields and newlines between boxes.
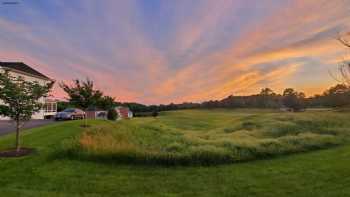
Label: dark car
xmin=55 ymin=108 xmax=85 ymax=121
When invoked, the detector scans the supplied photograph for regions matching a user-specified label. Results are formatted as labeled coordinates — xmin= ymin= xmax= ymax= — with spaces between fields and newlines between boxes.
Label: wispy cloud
xmin=0 ymin=0 xmax=349 ymax=104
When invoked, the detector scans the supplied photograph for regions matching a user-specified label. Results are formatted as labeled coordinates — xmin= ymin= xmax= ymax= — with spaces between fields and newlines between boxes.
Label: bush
xmin=152 ymin=111 xmax=159 ymax=117
xmin=107 ymin=109 xmax=117 ymax=121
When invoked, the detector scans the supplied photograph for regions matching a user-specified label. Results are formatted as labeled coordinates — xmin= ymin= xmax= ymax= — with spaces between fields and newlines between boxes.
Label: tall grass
xmin=61 ymin=110 xmax=350 ymax=165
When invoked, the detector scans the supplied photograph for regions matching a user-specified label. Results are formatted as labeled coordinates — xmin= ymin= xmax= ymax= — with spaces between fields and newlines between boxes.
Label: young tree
xmin=282 ymin=88 xmax=305 ymax=112
xmin=60 ymin=78 xmax=103 ymax=109
xmin=0 ymin=72 xmax=53 ymax=152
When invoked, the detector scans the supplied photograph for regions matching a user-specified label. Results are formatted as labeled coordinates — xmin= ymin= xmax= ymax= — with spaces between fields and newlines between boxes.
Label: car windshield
xmin=63 ymin=109 xmax=75 ymax=113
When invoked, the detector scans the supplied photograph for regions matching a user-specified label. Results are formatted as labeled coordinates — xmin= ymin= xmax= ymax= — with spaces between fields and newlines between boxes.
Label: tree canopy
xmin=60 ymin=79 xmax=116 ymax=110
xmin=282 ymin=88 xmax=305 ymax=111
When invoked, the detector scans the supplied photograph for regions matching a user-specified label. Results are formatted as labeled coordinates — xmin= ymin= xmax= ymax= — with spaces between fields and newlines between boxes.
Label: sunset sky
xmin=0 ymin=0 xmax=349 ymax=104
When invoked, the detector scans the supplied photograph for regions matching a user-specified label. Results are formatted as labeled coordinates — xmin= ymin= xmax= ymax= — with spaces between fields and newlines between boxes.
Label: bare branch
xmin=338 ymin=37 xmax=350 ymax=48
xmin=335 ymin=32 xmax=350 ymax=85
xmin=338 ymin=32 xmax=350 ymax=48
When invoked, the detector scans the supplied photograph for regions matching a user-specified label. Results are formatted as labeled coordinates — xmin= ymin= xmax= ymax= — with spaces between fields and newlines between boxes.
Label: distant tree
xmin=282 ymin=88 xmax=306 ymax=111
xmin=152 ymin=110 xmax=159 ymax=117
xmin=259 ymin=88 xmax=275 ymax=96
xmin=306 ymin=94 xmax=326 ymax=108
xmin=258 ymin=88 xmax=281 ymax=108
xmin=122 ymin=102 xmax=149 ymax=112
xmin=98 ymin=96 xmax=116 ymax=110
xmin=0 ymin=71 xmax=53 ymax=152
xmin=323 ymin=84 xmax=350 ymax=107
xmin=60 ymin=79 xmax=103 ymax=109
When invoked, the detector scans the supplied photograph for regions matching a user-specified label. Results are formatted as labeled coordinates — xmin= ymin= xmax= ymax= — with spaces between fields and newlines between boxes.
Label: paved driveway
xmin=0 ymin=120 xmax=54 ymax=136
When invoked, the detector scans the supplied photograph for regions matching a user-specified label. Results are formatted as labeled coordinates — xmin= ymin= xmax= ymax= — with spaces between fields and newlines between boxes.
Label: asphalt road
xmin=0 ymin=120 xmax=54 ymax=136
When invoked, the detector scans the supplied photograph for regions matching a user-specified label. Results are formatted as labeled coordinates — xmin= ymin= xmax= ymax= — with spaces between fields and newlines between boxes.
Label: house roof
xmin=0 ymin=62 xmax=52 ymax=81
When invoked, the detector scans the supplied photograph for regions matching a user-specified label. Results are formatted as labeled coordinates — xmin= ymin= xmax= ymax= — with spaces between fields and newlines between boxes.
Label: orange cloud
xmin=1 ymin=1 xmax=349 ymax=104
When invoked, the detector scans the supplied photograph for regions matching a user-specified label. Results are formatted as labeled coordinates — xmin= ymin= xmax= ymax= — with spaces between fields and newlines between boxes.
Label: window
xmin=44 ymin=102 xmax=57 ymax=113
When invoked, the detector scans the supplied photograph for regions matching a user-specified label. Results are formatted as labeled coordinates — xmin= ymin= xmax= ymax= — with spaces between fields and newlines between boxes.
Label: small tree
xmin=282 ymin=88 xmax=305 ymax=112
xmin=0 ymin=71 xmax=53 ymax=152
xmin=107 ymin=108 xmax=117 ymax=121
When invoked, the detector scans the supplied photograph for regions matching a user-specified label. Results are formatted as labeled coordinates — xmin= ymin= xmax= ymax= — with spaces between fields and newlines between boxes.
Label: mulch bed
xmin=0 ymin=148 xmax=35 ymax=158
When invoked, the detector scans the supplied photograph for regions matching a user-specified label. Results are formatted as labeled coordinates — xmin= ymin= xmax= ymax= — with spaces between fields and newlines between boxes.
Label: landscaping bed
xmin=0 ymin=147 xmax=35 ymax=157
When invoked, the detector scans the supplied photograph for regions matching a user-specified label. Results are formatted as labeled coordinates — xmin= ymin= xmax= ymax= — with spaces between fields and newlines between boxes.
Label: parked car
xmin=55 ymin=108 xmax=85 ymax=120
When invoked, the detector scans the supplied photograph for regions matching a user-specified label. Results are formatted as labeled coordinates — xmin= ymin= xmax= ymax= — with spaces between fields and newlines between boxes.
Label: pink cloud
xmin=1 ymin=1 xmax=349 ymax=104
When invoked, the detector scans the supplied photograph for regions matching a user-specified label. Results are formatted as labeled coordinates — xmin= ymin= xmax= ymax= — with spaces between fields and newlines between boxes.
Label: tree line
xmin=119 ymin=84 xmax=350 ymax=113
xmin=56 ymin=82 xmax=350 ymax=114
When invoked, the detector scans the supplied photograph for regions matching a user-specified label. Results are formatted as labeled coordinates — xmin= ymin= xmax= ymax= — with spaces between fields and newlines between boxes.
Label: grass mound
xmin=61 ymin=110 xmax=350 ymax=165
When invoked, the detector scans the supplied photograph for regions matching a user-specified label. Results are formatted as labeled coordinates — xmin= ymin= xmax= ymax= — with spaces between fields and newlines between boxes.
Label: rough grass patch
xmin=60 ymin=110 xmax=350 ymax=166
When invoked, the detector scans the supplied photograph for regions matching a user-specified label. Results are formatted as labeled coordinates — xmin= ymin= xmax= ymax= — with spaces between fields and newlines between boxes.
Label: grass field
xmin=0 ymin=109 xmax=350 ymax=196
xmin=65 ymin=109 xmax=349 ymax=165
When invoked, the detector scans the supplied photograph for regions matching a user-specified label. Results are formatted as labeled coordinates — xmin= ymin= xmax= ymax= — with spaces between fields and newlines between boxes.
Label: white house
xmin=0 ymin=62 xmax=57 ymax=120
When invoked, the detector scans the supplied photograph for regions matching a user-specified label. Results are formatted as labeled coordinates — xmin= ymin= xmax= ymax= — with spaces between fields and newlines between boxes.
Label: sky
xmin=0 ymin=0 xmax=349 ymax=104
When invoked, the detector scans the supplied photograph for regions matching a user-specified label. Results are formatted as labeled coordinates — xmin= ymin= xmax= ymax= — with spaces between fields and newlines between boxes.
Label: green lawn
xmin=0 ymin=109 xmax=350 ymax=196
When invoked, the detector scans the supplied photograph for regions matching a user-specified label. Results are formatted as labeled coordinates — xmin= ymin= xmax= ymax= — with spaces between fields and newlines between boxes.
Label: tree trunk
xmin=84 ymin=114 xmax=88 ymax=127
xmin=15 ymin=120 xmax=20 ymax=152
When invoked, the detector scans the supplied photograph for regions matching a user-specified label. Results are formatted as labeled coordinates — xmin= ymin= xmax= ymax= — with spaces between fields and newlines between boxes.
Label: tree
xmin=258 ymin=88 xmax=280 ymax=108
xmin=107 ymin=108 xmax=118 ymax=121
xmin=259 ymin=88 xmax=275 ymax=96
xmin=60 ymin=79 xmax=103 ymax=109
xmin=152 ymin=110 xmax=159 ymax=117
xmin=0 ymin=71 xmax=53 ymax=152
xmin=282 ymin=88 xmax=305 ymax=112
xmin=323 ymin=84 xmax=350 ymax=107
xmin=337 ymin=33 xmax=350 ymax=84
xmin=98 ymin=96 xmax=116 ymax=110
xmin=57 ymin=101 xmax=73 ymax=112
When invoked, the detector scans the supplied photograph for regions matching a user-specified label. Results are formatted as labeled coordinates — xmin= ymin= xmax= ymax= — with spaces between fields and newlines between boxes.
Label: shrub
xmin=107 ymin=109 xmax=117 ymax=121
xmin=152 ymin=111 xmax=159 ymax=117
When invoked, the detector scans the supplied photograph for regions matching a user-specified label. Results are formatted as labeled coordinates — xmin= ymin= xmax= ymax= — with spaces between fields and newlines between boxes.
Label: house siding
xmin=0 ymin=67 xmax=54 ymax=120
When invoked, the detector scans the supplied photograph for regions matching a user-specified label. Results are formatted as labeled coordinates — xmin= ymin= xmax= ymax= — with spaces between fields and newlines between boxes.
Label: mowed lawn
xmin=0 ymin=109 xmax=350 ymax=196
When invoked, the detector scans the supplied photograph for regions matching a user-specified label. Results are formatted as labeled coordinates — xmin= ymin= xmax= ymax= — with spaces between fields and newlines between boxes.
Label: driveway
xmin=0 ymin=120 xmax=54 ymax=136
